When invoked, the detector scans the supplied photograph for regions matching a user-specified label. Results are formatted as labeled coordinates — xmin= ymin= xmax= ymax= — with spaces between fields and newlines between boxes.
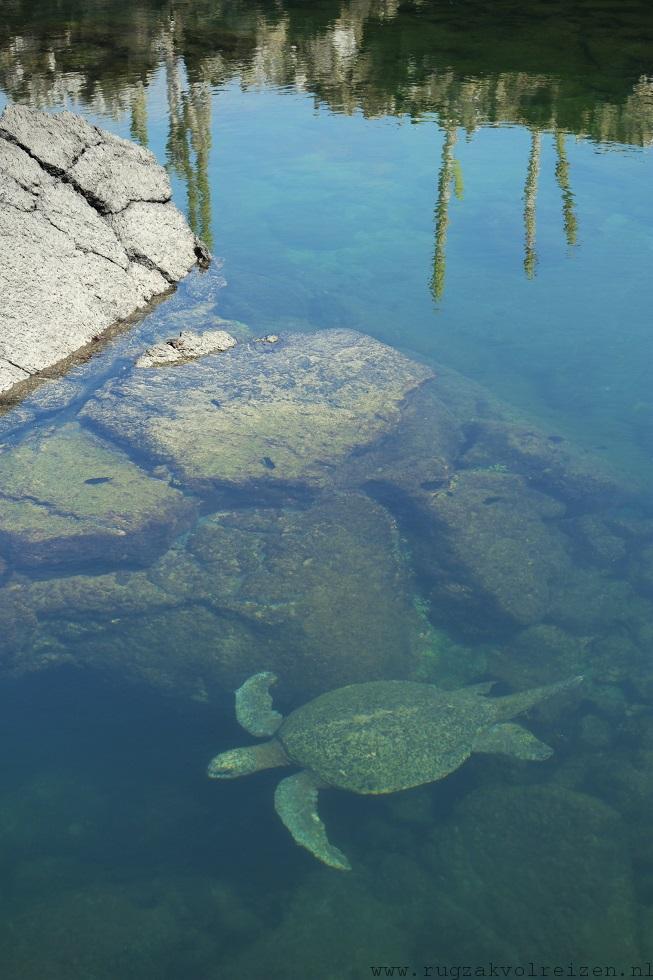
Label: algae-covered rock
xmin=569 ymin=513 xmax=628 ymax=566
xmin=65 ymin=605 xmax=259 ymax=699
xmin=0 ymin=493 xmax=428 ymax=697
xmin=460 ymin=417 xmax=635 ymax=506
xmin=0 ymin=422 xmax=195 ymax=568
xmin=489 ymin=623 xmax=590 ymax=690
xmin=427 ymin=783 xmax=640 ymax=964
xmin=81 ymin=329 xmax=433 ymax=495
xmin=547 ymin=565 xmax=650 ymax=634
xmin=0 ymin=879 xmax=223 ymax=980
xmin=0 ymin=588 xmax=262 ymax=699
xmin=226 ymin=872 xmax=416 ymax=980
xmin=411 ymin=469 xmax=573 ymax=626
xmin=185 ymin=493 xmax=428 ymax=694
xmin=337 ymin=378 xmax=463 ymax=496
xmin=0 ymin=586 xmax=39 ymax=671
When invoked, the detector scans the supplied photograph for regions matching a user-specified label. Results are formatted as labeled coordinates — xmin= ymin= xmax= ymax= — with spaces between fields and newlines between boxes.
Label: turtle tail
xmin=492 ymin=675 xmax=583 ymax=721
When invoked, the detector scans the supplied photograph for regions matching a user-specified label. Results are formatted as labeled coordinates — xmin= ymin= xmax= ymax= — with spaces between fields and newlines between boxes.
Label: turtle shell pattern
xmin=277 ymin=679 xmax=498 ymax=794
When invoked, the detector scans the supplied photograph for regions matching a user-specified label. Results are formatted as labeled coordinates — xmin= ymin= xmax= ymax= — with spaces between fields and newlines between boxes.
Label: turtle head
xmin=207 ymin=739 xmax=288 ymax=779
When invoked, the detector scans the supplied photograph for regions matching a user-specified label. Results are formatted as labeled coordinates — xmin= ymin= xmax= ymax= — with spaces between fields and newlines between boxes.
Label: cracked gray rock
xmin=0 ymin=104 xmax=210 ymax=399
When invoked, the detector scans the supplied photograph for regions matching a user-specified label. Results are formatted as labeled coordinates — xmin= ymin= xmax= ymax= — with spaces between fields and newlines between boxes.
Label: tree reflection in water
xmin=0 ymin=0 xmax=649 ymax=294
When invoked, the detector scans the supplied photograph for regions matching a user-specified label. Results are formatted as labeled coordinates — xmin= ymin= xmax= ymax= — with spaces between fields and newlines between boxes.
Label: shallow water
xmin=1 ymin=1 xmax=653 ymax=976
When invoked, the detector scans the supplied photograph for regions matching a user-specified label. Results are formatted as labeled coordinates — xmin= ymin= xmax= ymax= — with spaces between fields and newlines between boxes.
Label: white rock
xmin=136 ymin=328 xmax=237 ymax=368
xmin=0 ymin=105 xmax=209 ymax=399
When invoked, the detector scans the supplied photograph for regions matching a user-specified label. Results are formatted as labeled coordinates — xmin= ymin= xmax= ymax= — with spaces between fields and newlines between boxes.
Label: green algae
xmin=2 ymin=493 xmax=429 ymax=697
xmin=412 ymin=468 xmax=573 ymax=626
xmin=427 ymin=784 xmax=639 ymax=964
xmin=81 ymin=330 xmax=433 ymax=494
xmin=0 ymin=422 xmax=195 ymax=568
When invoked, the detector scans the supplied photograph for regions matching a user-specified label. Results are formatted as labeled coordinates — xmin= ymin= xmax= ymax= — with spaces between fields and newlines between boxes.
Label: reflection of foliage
xmin=555 ymin=131 xmax=578 ymax=247
xmin=129 ymin=82 xmax=148 ymax=146
xmin=431 ymin=124 xmax=457 ymax=303
xmin=0 ymin=0 xmax=647 ymax=279
xmin=163 ymin=35 xmax=213 ymax=247
xmin=1 ymin=0 xmax=651 ymax=145
xmin=523 ymin=129 xmax=541 ymax=280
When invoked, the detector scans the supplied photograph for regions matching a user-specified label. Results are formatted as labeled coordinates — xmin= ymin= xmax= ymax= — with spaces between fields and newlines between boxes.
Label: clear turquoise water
xmin=1 ymin=1 xmax=653 ymax=976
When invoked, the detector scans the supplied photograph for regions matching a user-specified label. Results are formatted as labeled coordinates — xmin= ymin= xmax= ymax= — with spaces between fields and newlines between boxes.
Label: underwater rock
xmin=81 ymin=329 xmax=433 ymax=496
xmin=56 ymin=605 xmax=257 ymax=699
xmin=0 ymin=104 xmax=208 ymax=399
xmin=489 ymin=623 xmax=590 ymax=690
xmin=578 ymin=713 xmax=615 ymax=748
xmin=135 ymin=327 xmax=237 ymax=367
xmin=568 ymin=513 xmax=628 ymax=566
xmin=0 ymin=587 xmax=39 ymax=671
xmin=409 ymin=469 xmax=573 ymax=626
xmin=183 ymin=493 xmax=429 ymax=694
xmin=335 ymin=362 xmax=636 ymax=637
xmin=547 ymin=565 xmax=650 ymax=634
xmin=226 ymin=872 xmax=417 ymax=979
xmin=337 ymin=378 xmax=464 ymax=496
xmin=428 ymin=783 xmax=640 ymax=964
xmin=0 ymin=422 xmax=195 ymax=568
xmin=0 ymin=494 xmax=430 ymax=698
xmin=460 ymin=417 xmax=634 ymax=506
xmin=412 ymin=363 xmax=635 ymax=507
xmin=0 ymin=879 xmax=219 ymax=980
xmin=628 ymin=541 xmax=653 ymax=597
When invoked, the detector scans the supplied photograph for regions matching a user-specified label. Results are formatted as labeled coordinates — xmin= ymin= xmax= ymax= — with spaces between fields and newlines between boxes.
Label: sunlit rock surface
xmin=135 ymin=327 xmax=237 ymax=367
xmin=0 ymin=104 xmax=208 ymax=399
xmin=0 ymin=422 xmax=195 ymax=568
xmin=81 ymin=329 xmax=433 ymax=494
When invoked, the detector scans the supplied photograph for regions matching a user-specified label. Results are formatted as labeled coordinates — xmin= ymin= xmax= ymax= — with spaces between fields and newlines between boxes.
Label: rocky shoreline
xmin=0 ymin=104 xmax=209 ymax=401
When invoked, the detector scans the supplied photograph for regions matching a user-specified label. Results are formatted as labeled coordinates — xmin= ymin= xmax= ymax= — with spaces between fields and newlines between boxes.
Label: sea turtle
xmin=208 ymin=672 xmax=582 ymax=870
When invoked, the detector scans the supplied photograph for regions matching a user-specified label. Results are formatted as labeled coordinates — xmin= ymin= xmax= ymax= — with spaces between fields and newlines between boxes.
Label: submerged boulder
xmin=0 ymin=494 xmax=431 ymax=698
xmin=399 ymin=468 xmax=574 ymax=627
xmin=427 ymin=784 xmax=640 ymax=964
xmin=0 ymin=104 xmax=208 ymax=399
xmin=182 ymin=493 xmax=430 ymax=693
xmin=81 ymin=329 xmax=433 ymax=496
xmin=0 ymin=422 xmax=195 ymax=568
xmin=461 ymin=417 xmax=633 ymax=506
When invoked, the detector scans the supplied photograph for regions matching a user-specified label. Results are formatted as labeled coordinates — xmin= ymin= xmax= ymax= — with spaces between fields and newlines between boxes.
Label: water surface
xmin=0 ymin=1 xmax=652 ymax=976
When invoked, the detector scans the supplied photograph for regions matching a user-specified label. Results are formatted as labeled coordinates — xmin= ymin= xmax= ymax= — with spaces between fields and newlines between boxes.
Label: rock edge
xmin=0 ymin=104 xmax=210 ymax=399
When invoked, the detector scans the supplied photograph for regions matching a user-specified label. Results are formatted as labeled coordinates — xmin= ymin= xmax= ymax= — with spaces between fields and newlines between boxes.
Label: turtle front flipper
xmin=472 ymin=722 xmax=553 ymax=760
xmin=236 ymin=672 xmax=284 ymax=737
xmin=208 ymin=739 xmax=288 ymax=778
xmin=274 ymin=771 xmax=352 ymax=871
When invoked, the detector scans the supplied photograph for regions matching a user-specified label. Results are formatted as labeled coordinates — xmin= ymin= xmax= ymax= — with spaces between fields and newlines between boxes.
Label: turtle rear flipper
xmin=274 ymin=771 xmax=352 ymax=871
xmin=236 ymin=672 xmax=284 ymax=737
xmin=472 ymin=722 xmax=553 ymax=760
xmin=492 ymin=675 xmax=583 ymax=721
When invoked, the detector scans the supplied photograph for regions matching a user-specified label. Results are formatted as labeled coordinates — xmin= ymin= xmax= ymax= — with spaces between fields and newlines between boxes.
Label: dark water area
xmin=0 ymin=1 xmax=653 ymax=976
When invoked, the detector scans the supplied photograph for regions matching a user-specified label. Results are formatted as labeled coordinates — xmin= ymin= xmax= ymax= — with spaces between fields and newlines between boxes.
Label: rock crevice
xmin=0 ymin=104 xmax=209 ymax=395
